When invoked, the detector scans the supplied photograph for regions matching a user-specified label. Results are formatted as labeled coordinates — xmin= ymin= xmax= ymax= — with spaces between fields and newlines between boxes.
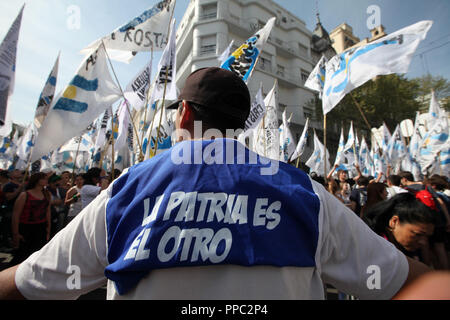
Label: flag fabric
xmin=0 ymin=5 xmax=24 ymax=126
xmin=418 ymin=111 xmax=449 ymax=175
xmin=16 ymin=124 xmax=35 ymax=161
xmin=218 ymin=40 xmax=234 ymax=66
xmin=34 ymin=53 xmax=60 ymax=129
xmin=333 ymin=127 xmax=346 ymax=167
xmin=279 ymin=110 xmax=295 ymax=162
xmin=253 ymin=80 xmax=279 ymax=160
xmin=114 ymin=100 xmax=131 ymax=152
xmin=381 ymin=122 xmax=392 ymax=157
xmin=427 ymin=90 xmax=444 ymax=129
xmin=221 ymin=17 xmax=276 ymax=82
xmin=403 ymin=112 xmax=422 ymax=179
xmin=322 ymin=20 xmax=433 ymax=114
xmin=80 ymin=0 xmax=175 ymax=63
xmin=304 ymin=55 xmax=327 ymax=98
xmin=290 ymin=118 xmax=309 ymax=162
xmin=124 ymin=58 xmax=152 ymax=111
xmin=148 ymin=18 xmax=177 ymax=106
xmin=244 ymin=85 xmax=265 ymax=131
xmin=144 ymin=103 xmax=174 ymax=159
xmin=387 ymin=124 xmax=407 ymax=164
xmin=359 ymin=137 xmax=372 ymax=176
xmin=343 ymin=121 xmax=357 ymax=165
xmin=32 ymin=45 xmax=122 ymax=162
xmin=305 ymin=130 xmax=330 ymax=176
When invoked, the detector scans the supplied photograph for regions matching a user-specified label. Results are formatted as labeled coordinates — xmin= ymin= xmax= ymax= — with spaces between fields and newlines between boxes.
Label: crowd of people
xmin=1 ymin=160 xmax=449 ymax=273
xmin=315 ymin=163 xmax=450 ymax=270
xmin=0 ymin=67 xmax=448 ymax=300
xmin=0 ymin=167 xmax=120 ymax=266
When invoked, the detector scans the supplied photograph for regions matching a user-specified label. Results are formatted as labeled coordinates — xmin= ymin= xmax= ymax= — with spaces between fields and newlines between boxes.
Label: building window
xmin=301 ymin=69 xmax=309 ymax=83
xmin=277 ymin=65 xmax=285 ymax=77
xmin=258 ymin=53 xmax=272 ymax=72
xmin=200 ymin=3 xmax=217 ymax=20
xmin=298 ymin=43 xmax=308 ymax=57
xmin=303 ymin=107 xmax=313 ymax=120
xmin=200 ymin=35 xmax=216 ymax=56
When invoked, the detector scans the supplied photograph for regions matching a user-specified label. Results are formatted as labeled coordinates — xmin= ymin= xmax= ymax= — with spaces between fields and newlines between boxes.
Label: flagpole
xmin=71 ymin=135 xmax=82 ymax=183
xmin=149 ymin=13 xmax=176 ymax=158
xmin=323 ymin=114 xmax=327 ymax=179
xmin=110 ymin=112 xmax=115 ymax=179
xmin=151 ymin=67 xmax=170 ymax=157
xmin=101 ymin=41 xmax=144 ymax=161
xmin=139 ymin=44 xmax=154 ymax=162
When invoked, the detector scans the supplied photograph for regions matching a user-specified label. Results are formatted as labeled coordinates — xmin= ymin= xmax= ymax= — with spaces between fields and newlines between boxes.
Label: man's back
xmin=15 ymin=139 xmax=408 ymax=300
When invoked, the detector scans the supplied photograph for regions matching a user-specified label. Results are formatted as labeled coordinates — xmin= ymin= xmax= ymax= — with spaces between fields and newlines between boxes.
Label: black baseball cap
xmin=167 ymin=67 xmax=251 ymax=123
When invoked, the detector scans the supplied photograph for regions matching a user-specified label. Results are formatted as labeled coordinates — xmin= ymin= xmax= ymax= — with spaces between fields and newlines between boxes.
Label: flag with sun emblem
xmin=32 ymin=45 xmax=121 ymax=162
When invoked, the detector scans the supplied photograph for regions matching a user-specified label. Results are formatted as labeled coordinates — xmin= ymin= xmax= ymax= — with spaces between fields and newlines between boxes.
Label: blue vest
xmin=105 ymin=139 xmax=320 ymax=295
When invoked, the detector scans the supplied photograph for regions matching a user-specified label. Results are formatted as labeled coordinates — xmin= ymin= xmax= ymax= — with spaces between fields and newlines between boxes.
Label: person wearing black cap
xmin=0 ymin=67 xmax=431 ymax=300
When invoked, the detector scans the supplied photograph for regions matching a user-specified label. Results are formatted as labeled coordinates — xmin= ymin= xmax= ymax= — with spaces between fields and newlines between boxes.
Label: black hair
xmin=356 ymin=176 xmax=370 ymax=187
xmin=84 ymin=167 xmax=102 ymax=186
xmin=387 ymin=174 xmax=402 ymax=187
xmin=398 ymin=171 xmax=414 ymax=182
xmin=364 ymin=192 xmax=435 ymax=235
xmin=188 ymin=101 xmax=245 ymax=134
xmin=26 ymin=172 xmax=48 ymax=190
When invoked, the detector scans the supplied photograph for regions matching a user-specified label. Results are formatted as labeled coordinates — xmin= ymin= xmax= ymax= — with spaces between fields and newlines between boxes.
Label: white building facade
xmin=175 ymin=0 xmax=326 ymax=162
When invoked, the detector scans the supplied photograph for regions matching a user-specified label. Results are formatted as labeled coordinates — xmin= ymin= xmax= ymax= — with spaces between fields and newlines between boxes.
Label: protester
xmin=80 ymin=168 xmax=108 ymax=209
xmin=337 ymin=182 xmax=352 ymax=208
xmin=10 ymin=172 xmax=51 ymax=265
xmin=327 ymin=163 xmax=361 ymax=189
xmin=0 ymin=170 xmax=25 ymax=251
xmin=360 ymin=182 xmax=388 ymax=218
xmin=386 ymin=174 xmax=408 ymax=199
xmin=0 ymin=67 xmax=430 ymax=300
xmin=325 ymin=178 xmax=341 ymax=200
xmin=47 ymin=174 xmax=68 ymax=237
xmin=421 ymin=175 xmax=450 ymax=270
xmin=349 ymin=176 xmax=369 ymax=216
xmin=64 ymin=174 xmax=85 ymax=226
xmin=364 ymin=192 xmax=435 ymax=261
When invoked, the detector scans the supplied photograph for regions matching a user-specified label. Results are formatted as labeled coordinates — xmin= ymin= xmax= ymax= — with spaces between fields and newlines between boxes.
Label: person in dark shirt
xmin=364 ymin=193 xmax=435 ymax=261
xmin=349 ymin=176 xmax=369 ymax=216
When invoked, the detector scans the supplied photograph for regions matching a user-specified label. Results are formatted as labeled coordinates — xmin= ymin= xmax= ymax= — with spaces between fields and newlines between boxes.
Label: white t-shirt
xmin=15 ymin=176 xmax=408 ymax=300
xmin=14 ymin=140 xmax=409 ymax=300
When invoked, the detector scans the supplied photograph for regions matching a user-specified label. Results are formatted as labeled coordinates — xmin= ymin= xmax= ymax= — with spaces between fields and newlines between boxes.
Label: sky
xmin=1 ymin=0 xmax=449 ymax=127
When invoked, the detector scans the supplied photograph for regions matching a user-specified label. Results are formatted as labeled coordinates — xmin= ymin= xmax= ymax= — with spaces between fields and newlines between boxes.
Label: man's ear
xmin=180 ymin=101 xmax=194 ymax=130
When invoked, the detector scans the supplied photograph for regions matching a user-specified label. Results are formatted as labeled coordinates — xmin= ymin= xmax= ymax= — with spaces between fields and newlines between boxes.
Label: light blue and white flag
xmin=322 ymin=20 xmax=432 ymax=114
xmin=419 ymin=112 xmax=449 ymax=175
xmin=333 ymin=127 xmax=346 ymax=167
xmin=218 ymin=39 xmax=234 ymax=66
xmin=305 ymin=130 xmax=330 ymax=176
xmin=290 ymin=118 xmax=309 ymax=162
xmin=221 ymin=17 xmax=276 ymax=83
xmin=387 ymin=124 xmax=406 ymax=164
xmin=34 ymin=53 xmax=60 ymax=129
xmin=359 ymin=137 xmax=372 ymax=176
xmin=0 ymin=4 xmax=24 ymax=127
xmin=343 ymin=121 xmax=357 ymax=165
xmin=16 ymin=124 xmax=35 ymax=161
xmin=148 ymin=18 xmax=177 ymax=106
xmin=304 ymin=55 xmax=327 ymax=98
xmin=80 ymin=0 xmax=175 ymax=63
xmin=32 ymin=45 xmax=122 ymax=162
xmin=279 ymin=110 xmax=295 ymax=162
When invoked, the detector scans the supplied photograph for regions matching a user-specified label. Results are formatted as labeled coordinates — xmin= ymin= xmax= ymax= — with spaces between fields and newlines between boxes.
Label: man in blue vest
xmin=0 ymin=67 xmax=430 ymax=299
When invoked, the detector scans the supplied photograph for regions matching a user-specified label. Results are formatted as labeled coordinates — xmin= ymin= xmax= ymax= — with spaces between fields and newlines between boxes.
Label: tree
xmin=411 ymin=74 xmax=450 ymax=112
